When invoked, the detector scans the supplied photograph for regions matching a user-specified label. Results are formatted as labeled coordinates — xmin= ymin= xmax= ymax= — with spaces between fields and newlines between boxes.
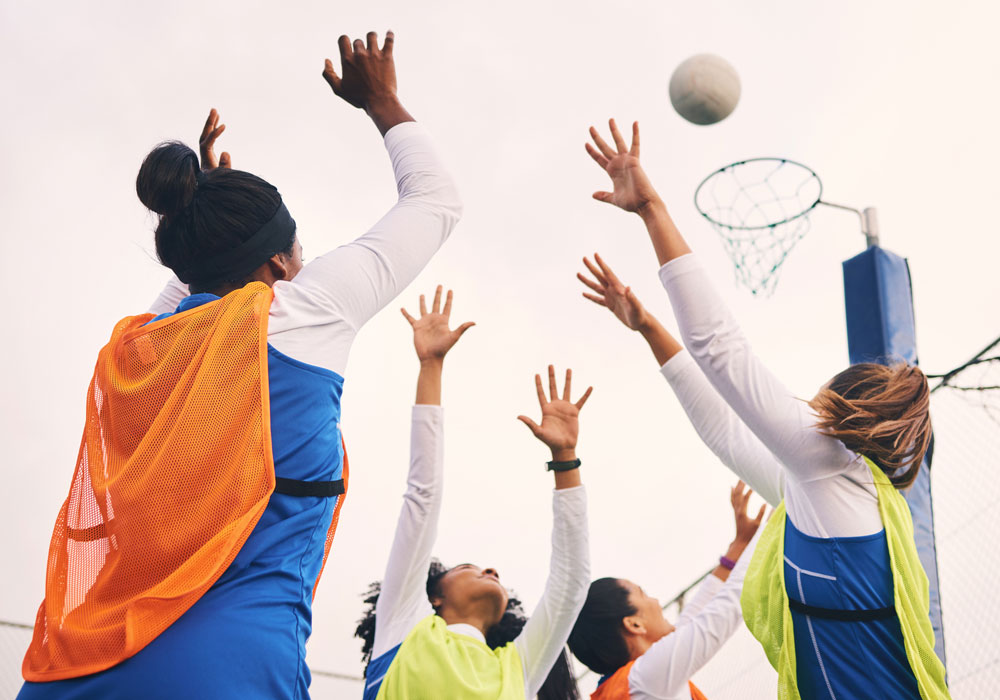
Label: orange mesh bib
xmin=24 ymin=284 xmax=280 ymax=682
xmin=590 ymin=660 xmax=709 ymax=700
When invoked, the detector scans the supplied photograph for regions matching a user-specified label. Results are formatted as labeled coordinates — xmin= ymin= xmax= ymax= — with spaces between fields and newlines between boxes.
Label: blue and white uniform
xmin=18 ymin=122 xmax=461 ymax=700
xmin=658 ymin=254 xmax=921 ymax=699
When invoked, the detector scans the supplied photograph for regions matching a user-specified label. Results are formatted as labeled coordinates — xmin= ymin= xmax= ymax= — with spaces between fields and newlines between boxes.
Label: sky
xmin=2 ymin=0 xmax=998 ymax=696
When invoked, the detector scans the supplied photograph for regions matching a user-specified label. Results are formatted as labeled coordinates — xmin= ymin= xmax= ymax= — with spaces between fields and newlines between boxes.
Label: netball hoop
xmin=694 ymin=158 xmax=880 ymax=295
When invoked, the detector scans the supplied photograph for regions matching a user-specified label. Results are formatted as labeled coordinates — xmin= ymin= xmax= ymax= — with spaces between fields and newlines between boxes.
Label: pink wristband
xmin=719 ymin=555 xmax=737 ymax=571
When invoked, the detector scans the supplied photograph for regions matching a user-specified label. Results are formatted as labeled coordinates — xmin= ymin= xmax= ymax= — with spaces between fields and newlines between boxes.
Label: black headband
xmin=175 ymin=202 xmax=296 ymax=286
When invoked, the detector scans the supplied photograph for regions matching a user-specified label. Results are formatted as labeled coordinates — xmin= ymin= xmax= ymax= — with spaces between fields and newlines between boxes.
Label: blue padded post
xmin=842 ymin=246 xmax=946 ymax=666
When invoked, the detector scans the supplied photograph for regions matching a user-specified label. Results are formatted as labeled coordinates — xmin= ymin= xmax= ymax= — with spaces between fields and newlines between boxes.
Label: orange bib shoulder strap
xmin=590 ymin=661 xmax=636 ymax=700
xmin=688 ymin=680 xmax=709 ymax=700
xmin=24 ymin=284 xmax=275 ymax=682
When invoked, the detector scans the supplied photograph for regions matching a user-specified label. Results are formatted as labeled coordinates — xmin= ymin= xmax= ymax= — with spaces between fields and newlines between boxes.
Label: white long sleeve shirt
xmin=373 ymin=406 xmax=590 ymax=699
xmin=626 ymin=531 xmax=761 ymax=700
xmin=658 ymin=254 xmax=882 ymax=538
xmin=148 ymin=121 xmax=462 ymax=376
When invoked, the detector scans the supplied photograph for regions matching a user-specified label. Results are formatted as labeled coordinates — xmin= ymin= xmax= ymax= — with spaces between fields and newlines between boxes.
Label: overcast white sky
xmin=2 ymin=0 xmax=998 ymax=695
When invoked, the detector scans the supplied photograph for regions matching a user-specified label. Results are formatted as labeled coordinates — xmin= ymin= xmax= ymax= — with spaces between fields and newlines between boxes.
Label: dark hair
xmin=567 ymin=577 xmax=636 ymax=677
xmin=808 ymin=362 xmax=931 ymax=488
xmin=135 ymin=141 xmax=294 ymax=292
xmin=356 ymin=559 xmax=581 ymax=700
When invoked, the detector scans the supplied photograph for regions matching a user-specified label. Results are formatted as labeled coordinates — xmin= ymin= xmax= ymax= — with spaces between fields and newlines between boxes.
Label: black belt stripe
xmin=273 ymin=477 xmax=345 ymax=498
xmin=788 ymin=597 xmax=896 ymax=622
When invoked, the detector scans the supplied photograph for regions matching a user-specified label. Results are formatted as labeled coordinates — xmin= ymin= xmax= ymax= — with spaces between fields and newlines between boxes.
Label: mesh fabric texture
xmin=24 ymin=284 xmax=276 ymax=681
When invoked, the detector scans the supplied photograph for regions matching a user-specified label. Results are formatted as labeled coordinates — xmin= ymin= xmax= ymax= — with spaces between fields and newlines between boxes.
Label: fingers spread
xmin=585 ymin=142 xmax=609 ymax=169
xmin=534 ymin=373 xmax=547 ymax=407
xmin=400 ymin=307 xmax=416 ymax=326
xmin=338 ymin=35 xmax=352 ymax=59
xmin=589 ymin=126 xmax=617 ymax=159
xmin=577 ymin=272 xmax=605 ymax=295
xmin=593 ymin=253 xmax=621 ymax=285
xmin=454 ymin=321 xmax=475 ymax=337
xmin=200 ymin=108 xmax=219 ymax=142
xmin=575 ymin=386 xmax=594 ymax=409
xmin=582 ymin=256 xmax=608 ymax=285
xmin=609 ymin=118 xmax=627 ymax=153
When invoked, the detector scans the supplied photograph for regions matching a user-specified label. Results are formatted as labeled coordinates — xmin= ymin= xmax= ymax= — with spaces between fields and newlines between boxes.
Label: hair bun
xmin=136 ymin=141 xmax=200 ymax=218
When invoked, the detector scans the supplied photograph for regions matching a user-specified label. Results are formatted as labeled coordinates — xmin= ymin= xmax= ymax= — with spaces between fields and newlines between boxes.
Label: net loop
xmin=694 ymin=158 xmax=822 ymax=296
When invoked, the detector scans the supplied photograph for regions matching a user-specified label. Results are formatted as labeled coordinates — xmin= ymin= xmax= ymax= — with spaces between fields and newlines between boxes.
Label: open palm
xmin=577 ymin=253 xmax=650 ymax=331
xmin=586 ymin=119 xmax=659 ymax=213
xmin=401 ymin=286 xmax=474 ymax=362
xmin=518 ymin=366 xmax=592 ymax=455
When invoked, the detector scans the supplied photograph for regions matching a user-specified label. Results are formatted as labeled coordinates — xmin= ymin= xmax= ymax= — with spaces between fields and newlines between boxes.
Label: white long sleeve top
xmin=148 ymin=121 xmax=462 ymax=376
xmin=373 ymin=406 xmax=590 ymax=699
xmin=658 ymin=254 xmax=881 ymax=538
xmin=626 ymin=531 xmax=761 ymax=700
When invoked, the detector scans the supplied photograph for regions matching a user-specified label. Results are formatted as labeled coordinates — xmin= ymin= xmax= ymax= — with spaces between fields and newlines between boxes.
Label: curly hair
xmin=355 ymin=558 xmax=580 ymax=700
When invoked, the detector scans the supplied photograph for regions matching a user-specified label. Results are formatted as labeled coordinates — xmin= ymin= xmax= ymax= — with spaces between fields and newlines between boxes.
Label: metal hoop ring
xmin=693 ymin=157 xmax=823 ymax=231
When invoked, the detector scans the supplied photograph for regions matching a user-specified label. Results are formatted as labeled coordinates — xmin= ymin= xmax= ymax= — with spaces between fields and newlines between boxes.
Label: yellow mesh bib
xmin=740 ymin=457 xmax=950 ymax=700
xmin=375 ymin=615 xmax=525 ymax=700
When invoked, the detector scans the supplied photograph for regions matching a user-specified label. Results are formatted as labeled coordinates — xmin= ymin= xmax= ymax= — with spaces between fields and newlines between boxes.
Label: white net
xmin=694 ymin=159 xmax=822 ymax=296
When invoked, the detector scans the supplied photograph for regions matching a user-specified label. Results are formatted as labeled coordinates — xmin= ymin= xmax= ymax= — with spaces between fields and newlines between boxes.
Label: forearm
xmin=366 ymin=94 xmax=415 ymax=137
xmin=549 ymin=447 xmax=582 ymax=490
xmin=711 ymin=538 xmax=751 ymax=582
xmin=515 ymin=486 xmax=590 ymax=697
xmin=638 ymin=315 xmax=684 ymax=366
xmin=415 ymin=358 xmax=443 ymax=405
xmin=660 ymin=351 xmax=784 ymax=506
xmin=638 ymin=199 xmax=691 ymax=267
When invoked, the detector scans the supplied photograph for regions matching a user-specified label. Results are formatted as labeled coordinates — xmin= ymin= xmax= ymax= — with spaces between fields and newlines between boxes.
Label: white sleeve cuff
xmin=659 ymin=348 xmax=696 ymax=382
xmin=657 ymin=253 xmax=701 ymax=288
xmin=383 ymin=120 xmax=425 ymax=150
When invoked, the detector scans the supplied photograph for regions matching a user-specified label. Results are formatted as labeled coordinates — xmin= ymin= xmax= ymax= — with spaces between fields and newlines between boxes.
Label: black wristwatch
xmin=546 ymin=458 xmax=582 ymax=472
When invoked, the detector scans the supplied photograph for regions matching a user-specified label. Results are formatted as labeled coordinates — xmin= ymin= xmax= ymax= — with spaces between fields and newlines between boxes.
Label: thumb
xmin=593 ymin=191 xmax=613 ymax=203
xmin=454 ymin=321 xmax=476 ymax=338
xmin=754 ymin=504 xmax=767 ymax=524
xmin=219 ymin=152 xmax=231 ymax=169
xmin=516 ymin=415 xmax=542 ymax=437
xmin=322 ymin=59 xmax=342 ymax=92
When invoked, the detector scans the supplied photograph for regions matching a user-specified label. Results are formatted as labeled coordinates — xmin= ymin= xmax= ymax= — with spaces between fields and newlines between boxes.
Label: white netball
xmin=669 ymin=54 xmax=741 ymax=126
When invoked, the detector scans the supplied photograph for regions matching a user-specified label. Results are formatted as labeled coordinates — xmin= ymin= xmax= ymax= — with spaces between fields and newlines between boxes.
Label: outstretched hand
xmin=401 ymin=286 xmax=475 ymax=363
xmin=577 ymin=253 xmax=651 ymax=332
xmin=199 ymin=109 xmax=231 ymax=170
xmin=322 ymin=31 xmax=396 ymax=109
xmin=731 ymin=480 xmax=766 ymax=545
xmin=517 ymin=366 xmax=592 ymax=460
xmin=586 ymin=119 xmax=661 ymax=214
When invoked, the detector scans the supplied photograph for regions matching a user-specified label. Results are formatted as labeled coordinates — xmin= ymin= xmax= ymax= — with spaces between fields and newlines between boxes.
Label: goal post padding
xmin=842 ymin=246 xmax=946 ymax=667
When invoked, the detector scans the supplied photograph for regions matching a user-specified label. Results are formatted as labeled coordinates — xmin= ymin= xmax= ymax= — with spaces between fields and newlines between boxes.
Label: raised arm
xmin=288 ymin=30 xmax=461 ymax=331
xmin=576 ymin=254 xmax=784 ymax=505
xmin=514 ymin=367 xmax=592 ymax=697
xmin=371 ymin=287 xmax=473 ymax=658
xmin=630 ymin=525 xmax=764 ymax=698
xmin=586 ymin=120 xmax=855 ymax=481
xmin=676 ymin=481 xmax=764 ymax=624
